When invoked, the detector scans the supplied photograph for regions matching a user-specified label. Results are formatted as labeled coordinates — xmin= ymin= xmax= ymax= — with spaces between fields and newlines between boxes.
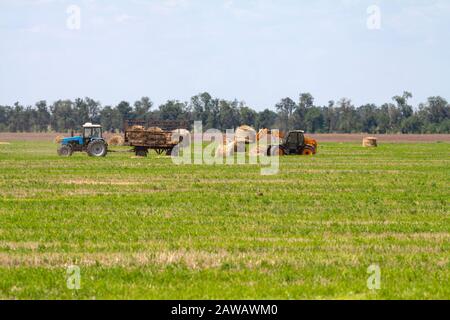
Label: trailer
xmin=124 ymin=120 xmax=189 ymax=157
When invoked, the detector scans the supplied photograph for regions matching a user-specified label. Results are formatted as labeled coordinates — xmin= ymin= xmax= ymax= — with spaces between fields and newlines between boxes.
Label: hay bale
xmin=215 ymin=141 xmax=237 ymax=158
xmin=147 ymin=127 xmax=163 ymax=132
xmin=108 ymin=134 xmax=124 ymax=146
xmin=257 ymin=129 xmax=284 ymax=141
xmin=171 ymin=129 xmax=190 ymax=147
xmin=363 ymin=137 xmax=378 ymax=147
xmin=235 ymin=125 xmax=256 ymax=144
xmin=0 ymin=142 xmax=10 ymax=145
xmin=54 ymin=135 xmax=64 ymax=144
xmin=249 ymin=145 xmax=268 ymax=157
xmin=130 ymin=125 xmax=145 ymax=131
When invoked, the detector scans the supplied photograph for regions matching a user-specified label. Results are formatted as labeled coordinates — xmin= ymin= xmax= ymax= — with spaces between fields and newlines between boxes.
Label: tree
xmin=336 ymin=98 xmax=360 ymax=133
xmin=50 ymin=100 xmax=76 ymax=132
xmin=159 ymin=100 xmax=186 ymax=121
xmin=257 ymin=109 xmax=277 ymax=129
xmin=275 ymin=97 xmax=296 ymax=132
xmin=133 ymin=97 xmax=153 ymax=120
xmin=322 ymin=100 xmax=337 ymax=133
xmin=100 ymin=106 xmax=122 ymax=132
xmin=73 ymin=98 xmax=89 ymax=126
xmin=35 ymin=100 xmax=51 ymax=132
xmin=218 ymin=100 xmax=240 ymax=130
xmin=386 ymin=103 xmax=402 ymax=133
xmin=419 ymin=96 xmax=449 ymax=124
xmin=358 ymin=104 xmax=378 ymax=133
xmin=401 ymin=115 xmax=423 ymax=133
xmin=189 ymin=92 xmax=222 ymax=129
xmin=305 ymin=107 xmax=324 ymax=133
xmin=85 ymin=97 xmax=101 ymax=124
xmin=115 ymin=101 xmax=132 ymax=130
xmin=239 ymin=104 xmax=258 ymax=127
xmin=299 ymin=93 xmax=314 ymax=109
xmin=393 ymin=91 xmax=413 ymax=119
xmin=375 ymin=104 xmax=390 ymax=133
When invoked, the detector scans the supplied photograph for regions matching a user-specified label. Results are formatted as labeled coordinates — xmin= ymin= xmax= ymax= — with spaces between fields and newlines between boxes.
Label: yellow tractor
xmin=267 ymin=130 xmax=318 ymax=156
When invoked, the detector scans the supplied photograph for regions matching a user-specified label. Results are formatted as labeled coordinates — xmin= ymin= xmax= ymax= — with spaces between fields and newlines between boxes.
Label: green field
xmin=0 ymin=141 xmax=448 ymax=300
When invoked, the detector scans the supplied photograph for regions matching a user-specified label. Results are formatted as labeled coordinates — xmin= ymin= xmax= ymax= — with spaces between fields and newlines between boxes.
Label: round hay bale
xmin=235 ymin=125 xmax=256 ymax=144
xmin=108 ymin=134 xmax=124 ymax=146
xmin=54 ymin=135 xmax=64 ymax=144
xmin=363 ymin=137 xmax=378 ymax=147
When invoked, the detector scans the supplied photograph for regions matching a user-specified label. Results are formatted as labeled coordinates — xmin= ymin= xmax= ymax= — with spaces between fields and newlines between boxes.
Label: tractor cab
xmin=82 ymin=123 xmax=103 ymax=144
xmin=283 ymin=131 xmax=306 ymax=154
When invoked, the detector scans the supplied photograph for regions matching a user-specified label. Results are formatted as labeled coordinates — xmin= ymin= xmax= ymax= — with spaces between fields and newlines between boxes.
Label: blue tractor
xmin=58 ymin=123 xmax=108 ymax=157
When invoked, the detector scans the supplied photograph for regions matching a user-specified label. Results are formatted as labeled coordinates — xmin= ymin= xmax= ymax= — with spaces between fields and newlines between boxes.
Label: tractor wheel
xmin=301 ymin=145 xmax=315 ymax=156
xmin=87 ymin=140 xmax=107 ymax=157
xmin=57 ymin=145 xmax=73 ymax=157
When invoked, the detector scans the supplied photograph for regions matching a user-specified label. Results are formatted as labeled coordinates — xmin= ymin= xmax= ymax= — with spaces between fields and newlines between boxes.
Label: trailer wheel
xmin=166 ymin=148 xmax=178 ymax=156
xmin=135 ymin=149 xmax=148 ymax=157
xmin=87 ymin=140 xmax=107 ymax=157
xmin=58 ymin=145 xmax=73 ymax=157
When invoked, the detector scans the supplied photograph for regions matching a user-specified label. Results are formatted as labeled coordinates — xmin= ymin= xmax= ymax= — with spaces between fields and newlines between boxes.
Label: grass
xmin=0 ymin=140 xmax=448 ymax=299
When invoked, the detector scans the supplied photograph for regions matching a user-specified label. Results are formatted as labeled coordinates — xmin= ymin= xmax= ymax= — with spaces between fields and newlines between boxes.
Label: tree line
xmin=0 ymin=92 xmax=448 ymax=133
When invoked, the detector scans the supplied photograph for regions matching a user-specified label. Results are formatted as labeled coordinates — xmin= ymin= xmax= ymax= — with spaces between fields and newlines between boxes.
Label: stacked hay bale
xmin=145 ymin=127 xmax=167 ymax=145
xmin=363 ymin=137 xmax=378 ymax=147
xmin=127 ymin=126 xmax=146 ymax=145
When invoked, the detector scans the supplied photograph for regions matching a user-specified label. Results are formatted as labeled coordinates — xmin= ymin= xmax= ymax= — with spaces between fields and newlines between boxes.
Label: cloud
xmin=114 ymin=14 xmax=136 ymax=24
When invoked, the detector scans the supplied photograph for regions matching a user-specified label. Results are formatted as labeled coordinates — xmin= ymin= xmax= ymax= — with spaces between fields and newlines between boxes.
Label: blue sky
xmin=1 ymin=0 xmax=449 ymax=110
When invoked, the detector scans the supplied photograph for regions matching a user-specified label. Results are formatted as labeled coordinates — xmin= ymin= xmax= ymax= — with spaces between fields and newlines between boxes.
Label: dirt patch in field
xmin=309 ymin=134 xmax=450 ymax=143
